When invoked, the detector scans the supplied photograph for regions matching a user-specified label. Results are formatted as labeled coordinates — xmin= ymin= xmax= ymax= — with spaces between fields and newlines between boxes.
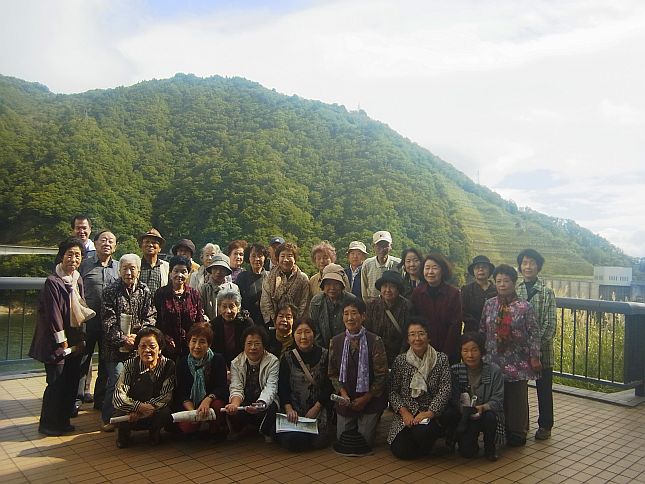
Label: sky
xmin=1 ymin=0 xmax=644 ymax=256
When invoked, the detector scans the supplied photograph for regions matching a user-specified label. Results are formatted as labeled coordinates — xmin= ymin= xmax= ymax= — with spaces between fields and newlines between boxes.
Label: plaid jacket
xmin=516 ymin=277 xmax=557 ymax=368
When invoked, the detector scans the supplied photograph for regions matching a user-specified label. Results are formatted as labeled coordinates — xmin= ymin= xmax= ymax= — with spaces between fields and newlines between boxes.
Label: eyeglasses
xmin=138 ymin=344 xmax=158 ymax=350
xmin=408 ymin=331 xmax=427 ymax=339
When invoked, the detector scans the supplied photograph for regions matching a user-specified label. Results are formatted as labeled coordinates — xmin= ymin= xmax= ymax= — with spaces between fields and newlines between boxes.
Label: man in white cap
xmin=360 ymin=231 xmax=401 ymax=301
xmin=344 ymin=241 xmax=368 ymax=300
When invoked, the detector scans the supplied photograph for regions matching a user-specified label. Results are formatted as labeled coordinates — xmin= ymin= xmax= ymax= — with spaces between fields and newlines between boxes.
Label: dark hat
xmin=332 ymin=430 xmax=373 ymax=457
xmin=375 ymin=270 xmax=405 ymax=293
xmin=171 ymin=238 xmax=196 ymax=256
xmin=269 ymin=236 xmax=285 ymax=246
xmin=468 ymin=255 xmax=495 ymax=276
xmin=137 ymin=228 xmax=166 ymax=247
xmin=205 ymin=254 xmax=232 ymax=275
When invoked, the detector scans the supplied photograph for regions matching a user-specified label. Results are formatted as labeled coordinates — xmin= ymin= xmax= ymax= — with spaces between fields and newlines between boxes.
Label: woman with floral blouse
xmin=479 ymin=264 xmax=541 ymax=447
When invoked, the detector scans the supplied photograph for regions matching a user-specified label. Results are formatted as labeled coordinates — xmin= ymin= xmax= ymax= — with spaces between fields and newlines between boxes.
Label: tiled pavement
xmin=0 ymin=374 xmax=644 ymax=483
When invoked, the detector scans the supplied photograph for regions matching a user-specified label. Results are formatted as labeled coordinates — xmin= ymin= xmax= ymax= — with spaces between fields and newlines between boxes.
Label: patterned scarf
xmin=55 ymin=264 xmax=96 ymax=327
xmin=340 ymin=327 xmax=369 ymax=393
xmin=188 ymin=348 xmax=214 ymax=404
xmin=496 ymin=293 xmax=517 ymax=352
xmin=405 ymin=345 xmax=437 ymax=398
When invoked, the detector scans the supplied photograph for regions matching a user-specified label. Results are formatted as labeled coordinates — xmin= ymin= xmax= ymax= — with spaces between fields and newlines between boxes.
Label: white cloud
xmin=1 ymin=0 xmax=645 ymax=255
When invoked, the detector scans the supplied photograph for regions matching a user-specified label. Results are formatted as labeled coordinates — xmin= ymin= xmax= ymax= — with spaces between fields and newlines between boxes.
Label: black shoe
xmin=38 ymin=426 xmax=63 ymax=437
xmin=149 ymin=429 xmax=161 ymax=446
xmin=485 ymin=449 xmax=499 ymax=461
xmin=62 ymin=424 xmax=75 ymax=433
xmin=117 ymin=426 xmax=131 ymax=448
xmin=506 ymin=435 xmax=526 ymax=447
xmin=71 ymin=404 xmax=80 ymax=418
xmin=83 ymin=393 xmax=94 ymax=403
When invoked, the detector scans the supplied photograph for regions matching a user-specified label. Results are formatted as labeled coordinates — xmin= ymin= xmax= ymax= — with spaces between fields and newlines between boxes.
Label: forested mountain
xmin=0 ymin=74 xmax=630 ymax=279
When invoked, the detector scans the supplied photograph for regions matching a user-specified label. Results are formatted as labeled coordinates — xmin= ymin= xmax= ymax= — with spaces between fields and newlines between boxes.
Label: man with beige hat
xmin=361 ymin=231 xmax=401 ymax=301
xmin=344 ymin=241 xmax=368 ymax=300
xmin=138 ymin=228 xmax=169 ymax=295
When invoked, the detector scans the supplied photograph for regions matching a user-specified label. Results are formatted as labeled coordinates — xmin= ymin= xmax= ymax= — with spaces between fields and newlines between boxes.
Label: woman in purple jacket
xmin=29 ymin=237 xmax=91 ymax=436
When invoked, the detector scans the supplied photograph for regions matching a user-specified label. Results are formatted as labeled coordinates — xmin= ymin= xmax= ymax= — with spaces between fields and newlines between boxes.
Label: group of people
xmin=29 ymin=215 xmax=557 ymax=461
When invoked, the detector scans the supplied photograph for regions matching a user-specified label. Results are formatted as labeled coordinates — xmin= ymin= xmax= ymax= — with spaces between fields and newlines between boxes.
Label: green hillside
xmin=0 ymin=73 xmax=629 ymax=280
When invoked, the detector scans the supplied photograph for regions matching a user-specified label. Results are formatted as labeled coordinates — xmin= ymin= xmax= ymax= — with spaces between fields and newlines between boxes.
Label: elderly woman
xmin=200 ymin=254 xmax=239 ymax=321
xmin=308 ymin=241 xmax=349 ymax=298
xmin=451 ymin=332 xmax=504 ymax=461
xmin=211 ymin=287 xmax=255 ymax=367
xmin=189 ymin=243 xmax=221 ymax=290
xmin=329 ymin=300 xmax=388 ymax=455
xmin=171 ymin=239 xmax=200 ymax=279
xmin=480 ymin=264 xmax=541 ymax=447
xmin=227 ymin=240 xmax=248 ymax=283
xmin=411 ymin=253 xmax=463 ymax=364
xmin=260 ymin=242 xmax=309 ymax=325
xmin=310 ymin=263 xmax=357 ymax=350
xmin=388 ymin=320 xmax=451 ymax=459
xmin=154 ymin=256 xmax=206 ymax=360
xmin=101 ymin=253 xmax=157 ymax=431
xmin=266 ymin=302 xmax=296 ymax=358
xmin=224 ymin=326 xmax=280 ymax=440
xmin=461 ymin=255 xmax=497 ymax=334
xmin=398 ymin=248 xmax=423 ymax=298
xmin=277 ymin=319 xmax=332 ymax=451
xmin=113 ymin=327 xmax=175 ymax=448
xmin=175 ymin=322 xmax=228 ymax=437
xmin=365 ymin=270 xmax=412 ymax=367
xmin=237 ymin=243 xmax=269 ymax=326
xmin=30 ymin=237 xmax=91 ymax=436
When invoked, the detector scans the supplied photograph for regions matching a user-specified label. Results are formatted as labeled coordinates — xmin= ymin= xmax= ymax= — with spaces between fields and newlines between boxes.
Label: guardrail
xmin=1 ymin=279 xmax=644 ymax=395
xmin=554 ymin=297 xmax=645 ymax=396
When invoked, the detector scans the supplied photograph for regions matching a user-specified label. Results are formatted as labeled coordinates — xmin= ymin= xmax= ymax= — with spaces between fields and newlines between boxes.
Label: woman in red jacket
xmin=411 ymin=253 xmax=462 ymax=364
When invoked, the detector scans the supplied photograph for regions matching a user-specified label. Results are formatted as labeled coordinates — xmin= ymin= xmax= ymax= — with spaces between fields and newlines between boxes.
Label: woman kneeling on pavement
xmin=224 ymin=326 xmax=279 ymax=441
xmin=113 ymin=327 xmax=175 ymax=448
xmin=451 ymin=332 xmax=504 ymax=461
xmin=387 ymin=319 xmax=451 ymax=459
xmin=175 ymin=322 xmax=228 ymax=438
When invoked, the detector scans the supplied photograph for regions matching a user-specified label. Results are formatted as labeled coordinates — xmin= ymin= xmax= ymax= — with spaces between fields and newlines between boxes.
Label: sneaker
xmin=485 ymin=449 xmax=499 ymax=462
xmin=535 ymin=428 xmax=551 ymax=440
xmin=101 ymin=423 xmax=115 ymax=432
xmin=264 ymin=435 xmax=273 ymax=443
xmin=83 ymin=393 xmax=94 ymax=403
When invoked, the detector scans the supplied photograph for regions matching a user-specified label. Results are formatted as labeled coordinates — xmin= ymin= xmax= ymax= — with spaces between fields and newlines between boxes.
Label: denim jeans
xmin=102 ymin=360 xmax=124 ymax=424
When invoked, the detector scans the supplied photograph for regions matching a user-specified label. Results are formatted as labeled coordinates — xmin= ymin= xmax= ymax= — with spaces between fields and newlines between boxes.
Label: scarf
xmin=188 ymin=348 xmax=214 ymax=404
xmin=339 ymin=327 xmax=369 ymax=393
xmin=405 ymin=345 xmax=437 ymax=398
xmin=496 ymin=293 xmax=517 ymax=352
xmin=55 ymin=264 xmax=96 ymax=327
xmin=276 ymin=331 xmax=293 ymax=355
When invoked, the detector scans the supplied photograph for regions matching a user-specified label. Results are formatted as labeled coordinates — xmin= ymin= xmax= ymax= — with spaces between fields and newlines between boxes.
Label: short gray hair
xmin=216 ymin=286 xmax=242 ymax=306
xmin=119 ymin=253 xmax=141 ymax=269
xmin=201 ymin=243 xmax=221 ymax=257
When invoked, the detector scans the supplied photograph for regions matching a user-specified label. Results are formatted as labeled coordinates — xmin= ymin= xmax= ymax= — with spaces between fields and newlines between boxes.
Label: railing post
xmin=624 ymin=314 xmax=645 ymax=396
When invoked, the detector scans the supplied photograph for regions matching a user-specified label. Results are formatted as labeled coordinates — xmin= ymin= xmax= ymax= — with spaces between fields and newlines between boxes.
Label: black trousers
xmin=536 ymin=367 xmax=554 ymax=430
xmin=40 ymin=355 xmax=82 ymax=431
xmin=77 ymin=327 xmax=107 ymax=406
xmin=115 ymin=406 xmax=172 ymax=433
xmin=457 ymin=410 xmax=497 ymax=458
xmin=390 ymin=420 xmax=442 ymax=460
xmin=276 ymin=431 xmax=329 ymax=452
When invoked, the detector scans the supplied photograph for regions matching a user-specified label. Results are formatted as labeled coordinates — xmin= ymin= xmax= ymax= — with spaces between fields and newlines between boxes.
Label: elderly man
xmin=264 ymin=236 xmax=285 ymax=271
xmin=310 ymin=263 xmax=357 ymax=349
xmin=361 ymin=231 xmax=401 ymax=301
xmin=365 ymin=270 xmax=412 ymax=367
xmin=171 ymin=238 xmax=200 ymax=278
xmin=328 ymin=299 xmax=388 ymax=456
xmin=344 ymin=241 xmax=368 ymax=300
xmin=71 ymin=214 xmax=95 ymax=259
xmin=138 ymin=229 xmax=169 ymax=296
xmin=77 ymin=230 xmax=120 ymax=411
xmin=516 ymin=249 xmax=557 ymax=441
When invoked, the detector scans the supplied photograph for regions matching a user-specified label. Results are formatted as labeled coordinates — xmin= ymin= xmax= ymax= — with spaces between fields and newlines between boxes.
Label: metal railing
xmin=2 ymin=279 xmax=644 ymax=395
xmin=554 ymin=297 xmax=645 ymax=396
